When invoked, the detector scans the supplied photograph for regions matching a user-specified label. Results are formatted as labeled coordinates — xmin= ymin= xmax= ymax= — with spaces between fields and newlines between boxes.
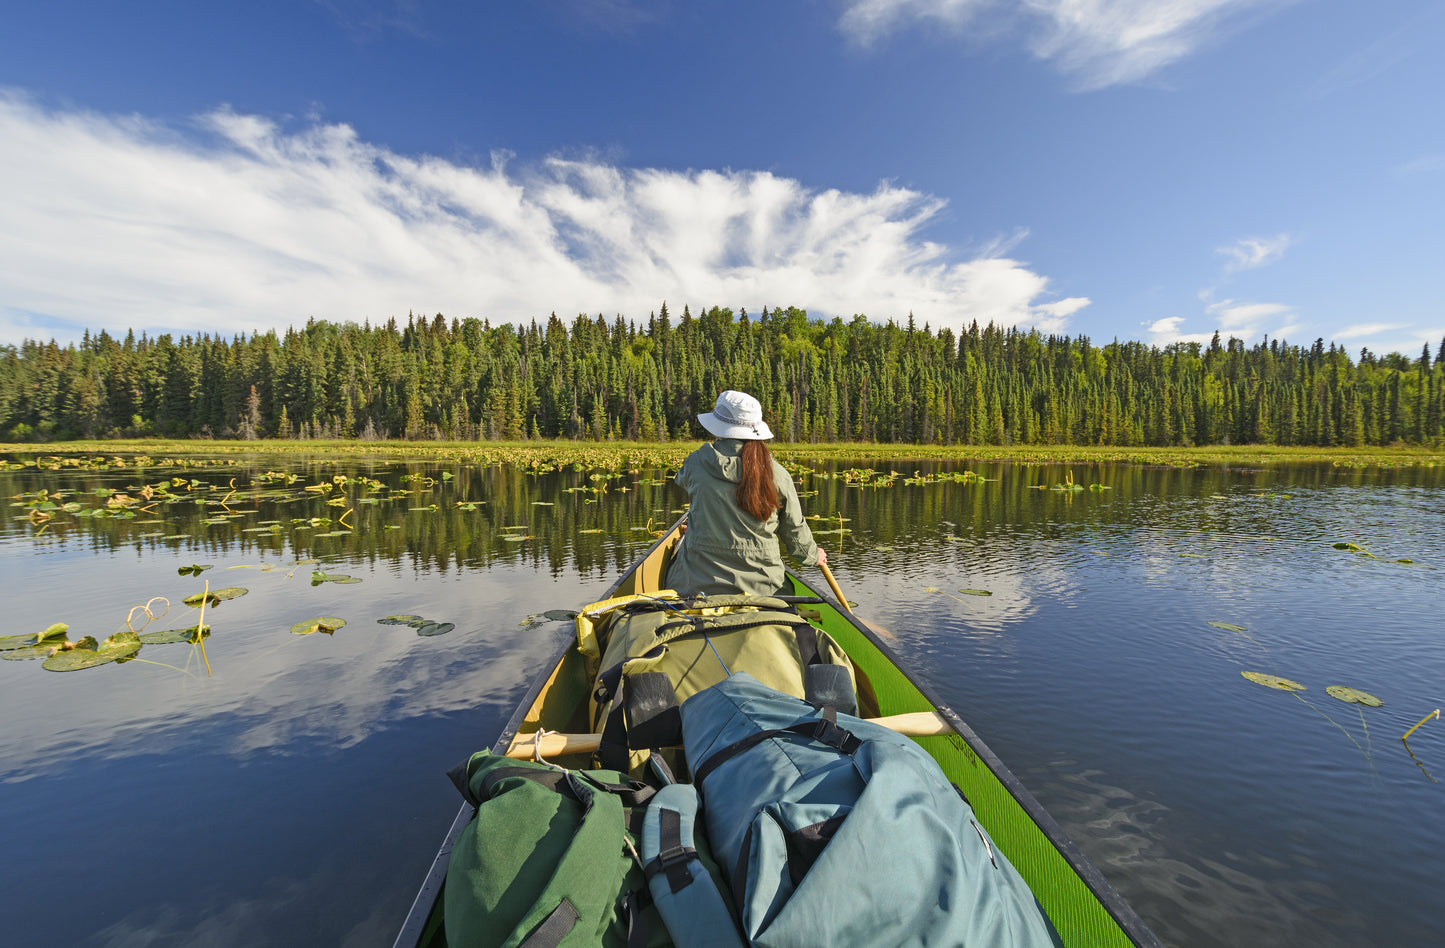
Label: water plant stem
xmin=1402 ymin=709 xmax=1440 ymax=741
xmin=196 ymin=579 xmax=213 ymax=678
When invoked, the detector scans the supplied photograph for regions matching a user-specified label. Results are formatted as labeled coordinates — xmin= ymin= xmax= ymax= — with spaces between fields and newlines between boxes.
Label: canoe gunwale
xmin=805 ymin=574 xmax=1163 ymax=948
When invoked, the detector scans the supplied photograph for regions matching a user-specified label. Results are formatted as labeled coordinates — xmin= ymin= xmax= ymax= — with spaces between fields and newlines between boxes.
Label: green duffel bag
xmin=443 ymin=750 xmax=667 ymax=948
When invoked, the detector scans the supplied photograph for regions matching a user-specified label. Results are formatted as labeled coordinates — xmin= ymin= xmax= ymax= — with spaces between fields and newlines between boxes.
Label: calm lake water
xmin=2 ymin=452 xmax=1442 ymax=947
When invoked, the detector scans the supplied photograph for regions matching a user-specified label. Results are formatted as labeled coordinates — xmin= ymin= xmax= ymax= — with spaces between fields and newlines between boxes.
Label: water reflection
xmin=2 ymin=456 xmax=1443 ymax=947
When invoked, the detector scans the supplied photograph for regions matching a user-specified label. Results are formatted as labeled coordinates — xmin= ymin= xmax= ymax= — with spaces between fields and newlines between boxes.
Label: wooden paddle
xmin=506 ymin=709 xmax=953 ymax=760
xmin=819 ymin=561 xmax=896 ymax=640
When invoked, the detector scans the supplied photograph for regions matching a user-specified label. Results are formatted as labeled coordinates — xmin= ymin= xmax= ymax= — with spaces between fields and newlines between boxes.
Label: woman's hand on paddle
xmin=816 ymin=547 xmax=827 ymax=567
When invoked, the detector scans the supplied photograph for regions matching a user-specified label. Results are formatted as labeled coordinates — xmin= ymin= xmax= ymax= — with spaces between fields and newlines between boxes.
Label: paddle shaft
xmin=818 ymin=561 xmax=851 ymax=610
xmin=819 ymin=561 xmax=897 ymax=640
xmin=506 ymin=709 xmax=952 ymax=760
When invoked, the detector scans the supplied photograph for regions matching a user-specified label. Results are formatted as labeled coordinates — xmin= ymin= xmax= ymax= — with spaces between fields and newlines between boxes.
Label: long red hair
xmin=736 ymin=440 xmax=781 ymax=521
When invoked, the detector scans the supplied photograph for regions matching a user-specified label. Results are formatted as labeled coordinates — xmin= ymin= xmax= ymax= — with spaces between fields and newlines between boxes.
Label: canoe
xmin=392 ymin=520 xmax=1162 ymax=948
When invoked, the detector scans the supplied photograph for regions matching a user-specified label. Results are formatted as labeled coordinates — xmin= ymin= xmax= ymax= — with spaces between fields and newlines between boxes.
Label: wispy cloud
xmin=1217 ymin=233 xmax=1291 ymax=271
xmin=1146 ymin=294 xmax=1300 ymax=347
xmin=1395 ymin=152 xmax=1445 ymax=177
xmin=837 ymin=0 xmax=1289 ymax=90
xmin=1332 ymin=322 xmax=1410 ymax=341
xmin=0 ymin=92 xmax=1085 ymax=344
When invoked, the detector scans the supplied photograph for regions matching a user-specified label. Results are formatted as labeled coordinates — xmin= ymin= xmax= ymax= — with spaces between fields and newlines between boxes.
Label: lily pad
xmin=138 ymin=625 xmax=211 ymax=645
xmin=0 ymin=622 xmax=69 ymax=651
xmin=42 ymin=632 xmax=142 ymax=671
xmin=415 ymin=621 xmax=455 ymax=637
xmin=290 ymin=617 xmax=347 ymax=636
xmin=377 ymin=614 xmax=427 ymax=626
xmin=311 ymin=572 xmax=362 ymax=585
xmin=1209 ymin=621 xmax=1248 ymax=632
xmin=957 ymin=589 xmax=992 ymax=597
xmin=1325 ymin=686 xmax=1383 ymax=707
xmin=1242 ymin=671 xmax=1306 ymax=692
xmin=542 ymin=610 xmax=578 ymax=621
xmin=183 ymin=587 xmax=249 ymax=607
xmin=177 ymin=564 xmax=213 ymax=576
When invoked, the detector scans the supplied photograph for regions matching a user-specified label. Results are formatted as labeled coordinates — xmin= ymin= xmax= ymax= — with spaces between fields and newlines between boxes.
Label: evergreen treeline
xmin=2 ymin=305 xmax=1442 ymax=447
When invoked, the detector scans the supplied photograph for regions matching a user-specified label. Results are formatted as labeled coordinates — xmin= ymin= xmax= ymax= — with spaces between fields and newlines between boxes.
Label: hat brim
xmin=698 ymin=411 xmax=773 ymax=441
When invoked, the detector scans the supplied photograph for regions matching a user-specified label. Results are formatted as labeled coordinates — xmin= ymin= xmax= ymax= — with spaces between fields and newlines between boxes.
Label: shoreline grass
xmin=2 ymin=438 xmax=1441 ymax=469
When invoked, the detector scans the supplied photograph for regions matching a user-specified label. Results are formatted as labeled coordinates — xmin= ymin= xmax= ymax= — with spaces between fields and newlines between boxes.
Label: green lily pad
xmin=377 ymin=615 xmax=427 ymax=626
xmin=1325 ymin=686 xmax=1383 ymax=707
xmin=957 ymin=589 xmax=992 ymax=597
xmin=415 ymin=621 xmax=455 ymax=637
xmin=311 ymin=572 xmax=362 ymax=585
xmin=177 ymin=564 xmax=213 ymax=576
xmin=1242 ymin=671 xmax=1306 ymax=692
xmin=1209 ymin=621 xmax=1248 ymax=632
xmin=42 ymin=632 xmax=142 ymax=671
xmin=183 ymin=587 xmax=249 ymax=607
xmin=0 ymin=622 xmax=69 ymax=651
xmin=138 ymin=625 xmax=211 ymax=644
xmin=542 ymin=610 xmax=578 ymax=621
xmin=290 ymin=617 xmax=347 ymax=635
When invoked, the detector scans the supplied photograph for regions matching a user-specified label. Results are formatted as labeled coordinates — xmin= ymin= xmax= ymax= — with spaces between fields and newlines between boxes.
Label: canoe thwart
xmin=505 ymin=709 xmax=953 ymax=760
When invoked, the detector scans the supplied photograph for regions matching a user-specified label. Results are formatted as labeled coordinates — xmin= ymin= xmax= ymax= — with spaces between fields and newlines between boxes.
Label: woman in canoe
xmin=666 ymin=390 xmax=826 ymax=597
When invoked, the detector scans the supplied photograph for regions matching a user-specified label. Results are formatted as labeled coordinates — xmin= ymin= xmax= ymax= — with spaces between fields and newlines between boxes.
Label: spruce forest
xmin=3 ymin=304 xmax=1443 ymax=447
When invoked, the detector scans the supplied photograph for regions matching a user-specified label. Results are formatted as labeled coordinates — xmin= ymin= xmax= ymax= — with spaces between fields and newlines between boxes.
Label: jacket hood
xmin=700 ymin=439 xmax=747 ymax=483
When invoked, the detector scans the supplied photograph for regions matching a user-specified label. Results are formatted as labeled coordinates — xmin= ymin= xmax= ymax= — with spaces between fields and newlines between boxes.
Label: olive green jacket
xmin=665 ymin=439 xmax=819 ymax=597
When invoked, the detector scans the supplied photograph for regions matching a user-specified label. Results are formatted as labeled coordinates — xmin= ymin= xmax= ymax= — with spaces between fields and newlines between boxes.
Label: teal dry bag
xmin=680 ymin=673 xmax=1064 ymax=948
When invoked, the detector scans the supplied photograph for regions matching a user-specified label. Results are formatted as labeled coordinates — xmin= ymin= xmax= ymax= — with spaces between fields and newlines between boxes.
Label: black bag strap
xmin=692 ymin=707 xmax=862 ymax=786
xmin=642 ymin=807 xmax=698 ymax=894
xmin=518 ymin=898 xmax=581 ymax=948
xmin=449 ymin=756 xmax=655 ymax=809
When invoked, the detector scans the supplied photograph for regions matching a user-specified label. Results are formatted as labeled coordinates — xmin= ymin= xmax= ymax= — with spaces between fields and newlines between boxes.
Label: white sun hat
xmin=698 ymin=390 xmax=774 ymax=440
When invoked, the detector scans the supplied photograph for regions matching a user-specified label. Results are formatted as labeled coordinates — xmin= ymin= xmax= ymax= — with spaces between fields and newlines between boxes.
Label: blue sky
xmin=1 ymin=1 xmax=1440 ymax=358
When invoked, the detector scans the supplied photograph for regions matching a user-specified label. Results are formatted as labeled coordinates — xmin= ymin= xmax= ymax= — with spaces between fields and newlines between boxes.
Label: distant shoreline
xmin=3 ymin=439 xmax=1440 ymax=469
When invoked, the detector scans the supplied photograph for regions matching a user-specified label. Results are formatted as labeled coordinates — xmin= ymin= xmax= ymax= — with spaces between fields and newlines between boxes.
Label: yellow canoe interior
xmin=395 ymin=522 xmax=1160 ymax=948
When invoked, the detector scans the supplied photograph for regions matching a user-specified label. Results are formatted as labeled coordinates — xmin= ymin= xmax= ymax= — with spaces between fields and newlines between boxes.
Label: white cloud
xmin=1333 ymin=322 xmax=1410 ymax=340
xmin=838 ymin=0 xmax=1288 ymax=90
xmin=1147 ymin=295 xmax=1302 ymax=347
xmin=839 ymin=0 xmax=995 ymax=42
xmin=0 ymin=92 xmax=1085 ymax=344
xmin=1217 ymin=233 xmax=1291 ymax=271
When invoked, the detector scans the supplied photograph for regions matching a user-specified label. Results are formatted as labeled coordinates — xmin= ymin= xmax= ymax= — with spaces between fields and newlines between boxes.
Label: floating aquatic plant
xmin=1209 ymin=621 xmax=1248 ymax=632
xmin=42 ymin=631 xmax=142 ymax=672
xmin=0 ymin=623 xmax=71 ymax=660
xmin=1331 ymin=542 xmax=1377 ymax=558
xmin=310 ymin=572 xmax=361 ymax=585
xmin=957 ymin=588 xmax=992 ymax=597
xmin=290 ymin=617 xmax=347 ymax=635
xmin=0 ymin=622 xmax=69 ymax=652
xmin=377 ymin=614 xmax=455 ymax=636
xmin=1326 ymin=686 xmax=1383 ymax=707
xmin=177 ymin=564 xmax=213 ymax=576
xmin=183 ymin=587 xmax=248 ymax=607
xmin=1241 ymin=671 xmax=1306 ymax=692
xmin=138 ymin=625 xmax=211 ymax=645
